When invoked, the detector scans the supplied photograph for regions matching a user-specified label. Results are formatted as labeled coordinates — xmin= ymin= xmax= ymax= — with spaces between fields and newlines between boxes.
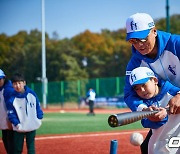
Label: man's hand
xmin=168 ymin=93 xmax=180 ymax=114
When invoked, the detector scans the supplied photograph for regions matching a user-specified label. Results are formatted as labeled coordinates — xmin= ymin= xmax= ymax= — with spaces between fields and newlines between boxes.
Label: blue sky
xmin=0 ymin=0 xmax=180 ymax=39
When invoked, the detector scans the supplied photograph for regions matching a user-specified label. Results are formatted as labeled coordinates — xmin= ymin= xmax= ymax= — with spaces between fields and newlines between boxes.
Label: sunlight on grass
xmin=0 ymin=112 xmax=143 ymax=138
xmin=36 ymin=112 xmax=143 ymax=135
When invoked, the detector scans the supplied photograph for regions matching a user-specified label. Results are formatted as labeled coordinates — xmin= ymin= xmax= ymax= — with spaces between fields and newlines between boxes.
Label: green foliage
xmin=155 ymin=14 xmax=180 ymax=34
xmin=0 ymin=14 xmax=179 ymax=82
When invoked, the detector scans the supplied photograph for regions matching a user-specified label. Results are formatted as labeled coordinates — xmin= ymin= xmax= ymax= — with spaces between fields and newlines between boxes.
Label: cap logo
xmin=130 ymin=73 xmax=136 ymax=83
xmin=146 ymin=72 xmax=154 ymax=76
xmin=148 ymin=22 xmax=155 ymax=28
xmin=130 ymin=21 xmax=137 ymax=31
xmin=126 ymin=71 xmax=131 ymax=75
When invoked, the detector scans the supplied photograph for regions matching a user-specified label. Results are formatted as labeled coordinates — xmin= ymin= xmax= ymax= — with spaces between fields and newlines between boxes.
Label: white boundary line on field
xmin=0 ymin=129 xmax=148 ymax=143
xmin=35 ymin=129 xmax=148 ymax=140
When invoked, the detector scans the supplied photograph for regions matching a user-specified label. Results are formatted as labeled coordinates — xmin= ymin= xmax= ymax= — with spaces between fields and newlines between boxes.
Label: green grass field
xmin=0 ymin=112 xmax=143 ymax=138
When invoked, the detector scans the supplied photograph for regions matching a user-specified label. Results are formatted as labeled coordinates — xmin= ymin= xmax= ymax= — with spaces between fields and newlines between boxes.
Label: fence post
xmin=96 ymin=78 xmax=99 ymax=96
xmin=116 ymin=77 xmax=120 ymax=95
xmin=60 ymin=81 xmax=64 ymax=108
xmin=31 ymin=83 xmax=34 ymax=91
xmin=77 ymin=80 xmax=81 ymax=97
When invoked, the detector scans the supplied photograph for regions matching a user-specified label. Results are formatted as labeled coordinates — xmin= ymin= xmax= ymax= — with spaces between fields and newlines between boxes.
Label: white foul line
xmin=35 ymin=130 xmax=148 ymax=140
xmin=0 ymin=130 xmax=148 ymax=143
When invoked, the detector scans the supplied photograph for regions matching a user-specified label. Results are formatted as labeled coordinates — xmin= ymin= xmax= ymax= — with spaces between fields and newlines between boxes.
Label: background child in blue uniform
xmin=6 ymin=72 xmax=43 ymax=154
xmin=0 ymin=69 xmax=14 ymax=154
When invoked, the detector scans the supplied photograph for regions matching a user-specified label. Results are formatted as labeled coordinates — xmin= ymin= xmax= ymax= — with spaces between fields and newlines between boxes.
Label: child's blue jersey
xmin=124 ymin=31 xmax=180 ymax=111
xmin=0 ymin=80 xmax=13 ymax=129
xmin=139 ymin=80 xmax=180 ymax=154
xmin=139 ymin=79 xmax=180 ymax=129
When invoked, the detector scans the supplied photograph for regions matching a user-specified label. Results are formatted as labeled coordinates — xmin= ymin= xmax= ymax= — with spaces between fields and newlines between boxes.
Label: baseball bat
xmin=108 ymin=110 xmax=160 ymax=127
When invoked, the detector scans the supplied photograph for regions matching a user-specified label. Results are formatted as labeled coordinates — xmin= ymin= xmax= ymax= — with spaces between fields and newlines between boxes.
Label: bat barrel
xmin=108 ymin=110 xmax=159 ymax=128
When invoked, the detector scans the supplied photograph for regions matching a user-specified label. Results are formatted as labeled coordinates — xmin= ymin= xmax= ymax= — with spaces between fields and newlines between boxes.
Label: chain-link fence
xmin=29 ymin=76 xmax=125 ymax=106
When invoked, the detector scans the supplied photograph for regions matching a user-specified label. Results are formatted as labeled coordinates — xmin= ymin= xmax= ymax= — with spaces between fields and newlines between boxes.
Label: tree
xmin=0 ymin=14 xmax=179 ymax=82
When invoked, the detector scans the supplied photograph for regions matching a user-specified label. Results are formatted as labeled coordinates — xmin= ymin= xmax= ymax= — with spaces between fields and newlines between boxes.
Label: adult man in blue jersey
xmin=124 ymin=13 xmax=180 ymax=154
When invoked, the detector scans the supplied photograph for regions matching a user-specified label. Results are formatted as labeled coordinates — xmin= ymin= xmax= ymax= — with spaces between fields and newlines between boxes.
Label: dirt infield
xmin=0 ymin=130 xmax=148 ymax=154
xmin=0 ymin=108 xmax=148 ymax=154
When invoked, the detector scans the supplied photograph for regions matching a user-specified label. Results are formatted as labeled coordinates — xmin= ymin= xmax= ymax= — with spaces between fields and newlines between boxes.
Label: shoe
xmin=87 ymin=112 xmax=95 ymax=116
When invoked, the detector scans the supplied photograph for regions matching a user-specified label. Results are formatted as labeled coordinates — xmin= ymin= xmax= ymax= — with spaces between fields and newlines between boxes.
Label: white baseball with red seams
xmin=130 ymin=132 xmax=144 ymax=146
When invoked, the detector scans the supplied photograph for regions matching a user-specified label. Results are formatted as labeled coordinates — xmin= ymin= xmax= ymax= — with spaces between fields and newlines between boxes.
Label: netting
xmin=29 ymin=76 xmax=125 ymax=105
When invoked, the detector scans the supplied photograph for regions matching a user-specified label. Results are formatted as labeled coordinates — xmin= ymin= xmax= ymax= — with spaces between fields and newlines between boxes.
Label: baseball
xmin=130 ymin=132 xmax=143 ymax=146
